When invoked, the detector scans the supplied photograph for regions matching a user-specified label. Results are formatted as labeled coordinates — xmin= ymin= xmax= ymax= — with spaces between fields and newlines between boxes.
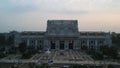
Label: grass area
xmin=1 ymin=54 xmax=22 ymax=60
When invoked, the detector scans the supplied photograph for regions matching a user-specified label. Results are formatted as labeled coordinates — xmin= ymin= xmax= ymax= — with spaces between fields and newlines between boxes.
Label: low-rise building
xmin=11 ymin=20 xmax=112 ymax=50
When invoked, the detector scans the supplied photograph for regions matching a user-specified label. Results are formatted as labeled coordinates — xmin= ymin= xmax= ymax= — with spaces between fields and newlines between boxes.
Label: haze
xmin=0 ymin=0 xmax=120 ymax=32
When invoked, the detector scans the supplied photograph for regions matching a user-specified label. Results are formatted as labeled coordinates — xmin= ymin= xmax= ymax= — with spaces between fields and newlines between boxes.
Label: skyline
xmin=0 ymin=0 xmax=120 ymax=33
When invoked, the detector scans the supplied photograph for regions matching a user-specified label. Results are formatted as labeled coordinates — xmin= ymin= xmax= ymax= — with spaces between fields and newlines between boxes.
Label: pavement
xmin=0 ymin=50 xmax=120 ymax=68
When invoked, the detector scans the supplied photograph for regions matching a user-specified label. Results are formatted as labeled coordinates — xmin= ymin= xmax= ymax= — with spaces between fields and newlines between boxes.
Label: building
xmin=13 ymin=20 xmax=112 ymax=50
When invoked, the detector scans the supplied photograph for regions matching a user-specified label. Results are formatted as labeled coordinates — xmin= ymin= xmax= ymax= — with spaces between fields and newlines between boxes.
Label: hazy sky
xmin=0 ymin=0 xmax=120 ymax=32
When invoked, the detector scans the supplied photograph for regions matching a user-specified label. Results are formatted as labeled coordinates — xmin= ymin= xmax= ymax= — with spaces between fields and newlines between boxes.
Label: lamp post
xmin=94 ymin=60 xmax=96 ymax=68
xmin=103 ymin=55 xmax=107 ymax=68
xmin=45 ymin=49 xmax=52 ymax=68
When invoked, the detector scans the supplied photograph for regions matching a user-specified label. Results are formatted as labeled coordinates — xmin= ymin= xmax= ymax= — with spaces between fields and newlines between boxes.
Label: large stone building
xmin=14 ymin=20 xmax=112 ymax=50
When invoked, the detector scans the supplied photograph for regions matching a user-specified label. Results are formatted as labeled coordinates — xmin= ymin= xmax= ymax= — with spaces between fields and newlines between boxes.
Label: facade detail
xmin=14 ymin=20 xmax=112 ymax=50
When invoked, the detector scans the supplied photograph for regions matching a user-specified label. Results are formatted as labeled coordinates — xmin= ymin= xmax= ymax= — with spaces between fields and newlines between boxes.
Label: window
xmin=39 ymin=40 xmax=42 ymax=43
xmin=98 ymin=40 xmax=104 ymax=45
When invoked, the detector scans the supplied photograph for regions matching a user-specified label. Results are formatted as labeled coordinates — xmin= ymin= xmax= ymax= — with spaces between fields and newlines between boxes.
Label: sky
xmin=0 ymin=0 xmax=120 ymax=33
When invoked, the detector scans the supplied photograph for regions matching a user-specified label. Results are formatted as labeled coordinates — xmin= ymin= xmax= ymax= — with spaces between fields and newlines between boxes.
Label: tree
xmin=18 ymin=42 xmax=27 ymax=53
xmin=21 ymin=46 xmax=36 ymax=59
xmin=108 ymin=46 xmax=118 ymax=59
xmin=100 ymin=45 xmax=119 ymax=59
xmin=7 ymin=35 xmax=14 ymax=45
xmin=8 ymin=46 xmax=16 ymax=54
xmin=112 ymin=34 xmax=120 ymax=45
xmin=81 ymin=46 xmax=87 ymax=50
xmin=0 ymin=35 xmax=6 ymax=45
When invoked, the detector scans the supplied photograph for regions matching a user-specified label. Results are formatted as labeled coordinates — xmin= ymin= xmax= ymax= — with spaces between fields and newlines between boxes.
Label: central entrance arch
xmin=68 ymin=40 xmax=74 ymax=49
xmin=50 ymin=41 xmax=55 ymax=49
xmin=60 ymin=41 xmax=64 ymax=49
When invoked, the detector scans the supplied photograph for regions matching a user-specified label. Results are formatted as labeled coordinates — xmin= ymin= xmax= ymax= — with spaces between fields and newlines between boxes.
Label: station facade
xmin=14 ymin=20 xmax=112 ymax=50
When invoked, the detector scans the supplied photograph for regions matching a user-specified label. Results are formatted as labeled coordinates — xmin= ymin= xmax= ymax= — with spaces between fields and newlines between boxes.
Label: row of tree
xmin=18 ymin=42 xmax=37 ymax=59
xmin=84 ymin=45 xmax=119 ymax=60
xmin=0 ymin=34 xmax=14 ymax=45
xmin=112 ymin=33 xmax=120 ymax=45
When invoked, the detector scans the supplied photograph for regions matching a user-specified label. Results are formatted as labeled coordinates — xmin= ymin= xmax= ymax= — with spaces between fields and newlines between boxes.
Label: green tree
xmin=7 ymin=35 xmax=14 ymax=45
xmin=100 ymin=46 xmax=119 ymax=59
xmin=18 ymin=42 xmax=27 ymax=53
xmin=0 ymin=35 xmax=6 ymax=45
xmin=112 ymin=34 xmax=120 ymax=45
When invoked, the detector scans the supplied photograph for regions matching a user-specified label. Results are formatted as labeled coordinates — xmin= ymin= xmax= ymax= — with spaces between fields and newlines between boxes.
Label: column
xmin=76 ymin=40 xmax=78 ymax=49
xmin=75 ymin=40 xmax=79 ymax=50
xmin=56 ymin=40 xmax=59 ymax=50
xmin=80 ymin=40 xmax=82 ymax=49
xmin=104 ymin=39 xmax=106 ymax=46
xmin=35 ymin=40 xmax=38 ymax=49
xmin=65 ymin=40 xmax=68 ymax=50
xmin=75 ymin=40 xmax=77 ymax=49
xmin=44 ymin=39 xmax=49 ymax=50
xmin=87 ymin=39 xmax=89 ymax=47
xmin=95 ymin=40 xmax=98 ymax=49
xmin=48 ymin=40 xmax=50 ymax=49
xmin=27 ymin=39 xmax=30 ymax=46
xmin=73 ymin=40 xmax=77 ymax=49
xmin=95 ymin=40 xmax=97 ymax=46
xmin=55 ymin=40 xmax=57 ymax=50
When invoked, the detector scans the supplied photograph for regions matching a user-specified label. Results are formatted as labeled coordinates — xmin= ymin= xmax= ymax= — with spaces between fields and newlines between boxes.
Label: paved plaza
xmin=31 ymin=50 xmax=93 ymax=61
xmin=0 ymin=50 xmax=120 ymax=68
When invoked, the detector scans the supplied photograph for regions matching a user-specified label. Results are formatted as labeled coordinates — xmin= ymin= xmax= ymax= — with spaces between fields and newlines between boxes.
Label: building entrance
xmin=60 ymin=41 xmax=64 ymax=49
xmin=38 ymin=45 xmax=43 ymax=50
xmin=50 ymin=41 xmax=55 ymax=49
xmin=68 ymin=40 xmax=74 ymax=49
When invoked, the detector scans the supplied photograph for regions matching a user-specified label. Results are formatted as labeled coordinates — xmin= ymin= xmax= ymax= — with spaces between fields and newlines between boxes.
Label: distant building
xmin=12 ymin=20 xmax=112 ymax=50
